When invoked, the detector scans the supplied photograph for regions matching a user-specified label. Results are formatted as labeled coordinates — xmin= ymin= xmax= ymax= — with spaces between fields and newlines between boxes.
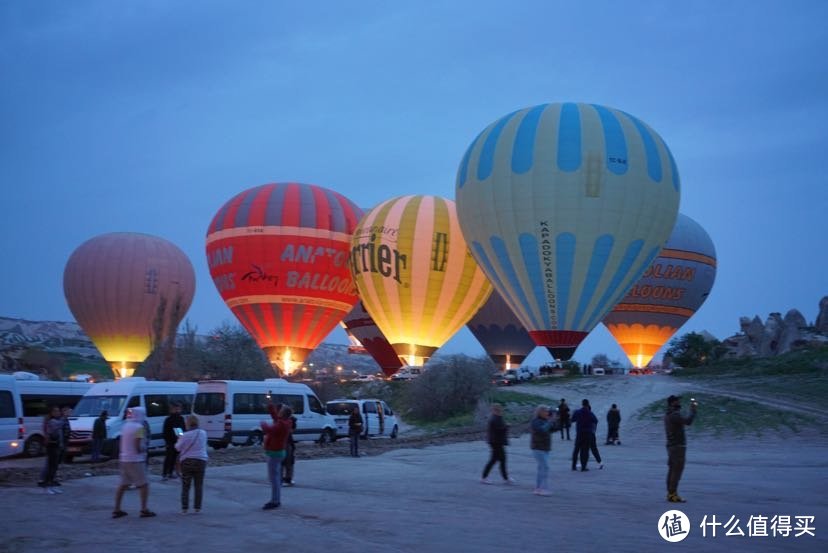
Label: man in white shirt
xmin=112 ymin=407 xmax=156 ymax=518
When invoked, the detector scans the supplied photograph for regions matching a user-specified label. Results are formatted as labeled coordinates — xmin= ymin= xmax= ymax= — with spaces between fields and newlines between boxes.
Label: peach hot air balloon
xmin=206 ymin=183 xmax=362 ymax=376
xmin=350 ymin=195 xmax=492 ymax=367
xmin=63 ymin=232 xmax=196 ymax=379
xmin=603 ymin=214 xmax=717 ymax=368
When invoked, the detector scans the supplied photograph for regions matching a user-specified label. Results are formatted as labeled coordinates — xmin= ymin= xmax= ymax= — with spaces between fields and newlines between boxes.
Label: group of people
xmin=480 ymin=394 xmax=697 ymax=501
xmin=112 ymin=404 xmax=209 ymax=518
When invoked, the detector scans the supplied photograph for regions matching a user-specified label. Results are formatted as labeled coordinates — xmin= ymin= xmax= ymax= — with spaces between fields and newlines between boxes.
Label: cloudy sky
xmin=1 ymin=1 xmax=826 ymax=367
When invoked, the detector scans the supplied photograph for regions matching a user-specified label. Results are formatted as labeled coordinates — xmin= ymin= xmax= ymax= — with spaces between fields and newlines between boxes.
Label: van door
xmin=194 ymin=391 xmax=227 ymax=445
xmin=0 ymin=384 xmax=24 ymax=458
xmin=362 ymin=401 xmax=382 ymax=437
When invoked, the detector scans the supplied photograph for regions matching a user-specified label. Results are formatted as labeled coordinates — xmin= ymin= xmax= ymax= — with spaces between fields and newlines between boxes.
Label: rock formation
xmin=723 ymin=298 xmax=828 ymax=358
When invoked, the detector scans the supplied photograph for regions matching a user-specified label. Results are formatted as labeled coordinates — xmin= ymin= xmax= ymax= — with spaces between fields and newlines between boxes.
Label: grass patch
xmin=636 ymin=393 xmax=819 ymax=438
xmin=409 ymin=412 xmax=476 ymax=431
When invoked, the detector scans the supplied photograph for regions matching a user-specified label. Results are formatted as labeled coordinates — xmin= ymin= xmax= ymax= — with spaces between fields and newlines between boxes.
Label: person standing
xmin=282 ymin=409 xmax=298 ymax=486
xmin=261 ymin=403 xmax=292 ymax=510
xmin=92 ymin=410 xmax=108 ymax=462
xmin=558 ymin=399 xmax=571 ymax=440
xmin=42 ymin=406 xmax=64 ymax=494
xmin=348 ymin=406 xmax=363 ymax=458
xmin=530 ymin=405 xmax=555 ymax=496
xmin=480 ymin=404 xmax=514 ymax=484
xmin=606 ymin=404 xmax=621 ymax=445
xmin=571 ymin=399 xmax=599 ymax=471
xmin=176 ymin=415 xmax=208 ymax=514
xmin=665 ymin=395 xmax=697 ymax=503
xmin=162 ymin=402 xmax=186 ymax=480
xmin=112 ymin=407 xmax=156 ymax=518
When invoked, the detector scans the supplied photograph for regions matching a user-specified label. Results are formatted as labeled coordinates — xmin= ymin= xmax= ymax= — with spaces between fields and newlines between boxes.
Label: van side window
xmin=272 ymin=394 xmax=303 ymax=415
xmin=145 ymin=395 xmax=170 ymax=418
xmin=233 ymin=394 xmax=268 ymax=415
xmin=169 ymin=394 xmax=193 ymax=414
xmin=127 ymin=396 xmax=140 ymax=408
xmin=0 ymin=391 xmax=15 ymax=418
xmin=21 ymin=395 xmax=84 ymax=417
xmin=307 ymin=395 xmax=324 ymax=415
xmin=364 ymin=402 xmax=377 ymax=414
xmin=194 ymin=393 xmax=225 ymax=416
xmin=383 ymin=402 xmax=393 ymax=416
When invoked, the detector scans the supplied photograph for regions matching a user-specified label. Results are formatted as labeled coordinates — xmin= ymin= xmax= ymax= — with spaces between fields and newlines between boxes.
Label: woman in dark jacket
xmin=530 ymin=405 xmax=555 ymax=496
xmin=348 ymin=407 xmax=363 ymax=457
xmin=481 ymin=404 xmax=514 ymax=484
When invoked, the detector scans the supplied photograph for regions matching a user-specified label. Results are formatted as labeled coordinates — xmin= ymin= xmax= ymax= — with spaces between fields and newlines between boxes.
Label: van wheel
xmin=390 ymin=425 xmax=398 ymax=439
xmin=25 ymin=436 xmax=45 ymax=457
xmin=247 ymin=431 xmax=263 ymax=446
xmin=317 ymin=429 xmax=335 ymax=445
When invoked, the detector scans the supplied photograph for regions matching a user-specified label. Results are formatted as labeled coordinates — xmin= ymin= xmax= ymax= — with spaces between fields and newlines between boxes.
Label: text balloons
xmin=63 ymin=232 xmax=196 ymax=379
xmin=206 ymin=183 xmax=362 ymax=375
xmin=456 ymin=102 xmax=680 ymax=360
xmin=351 ymin=195 xmax=492 ymax=366
xmin=603 ymin=213 xmax=717 ymax=368
xmin=467 ymin=288 xmax=536 ymax=371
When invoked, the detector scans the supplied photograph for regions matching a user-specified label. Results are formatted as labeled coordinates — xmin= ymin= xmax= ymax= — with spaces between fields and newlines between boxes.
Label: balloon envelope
xmin=206 ymin=183 xmax=362 ymax=375
xmin=456 ymin=102 xmax=681 ymax=360
xmin=603 ymin=213 xmax=717 ymax=368
xmin=63 ymin=232 xmax=196 ymax=378
xmin=340 ymin=300 xmax=403 ymax=377
xmin=467 ymin=288 xmax=536 ymax=371
xmin=351 ymin=195 xmax=492 ymax=366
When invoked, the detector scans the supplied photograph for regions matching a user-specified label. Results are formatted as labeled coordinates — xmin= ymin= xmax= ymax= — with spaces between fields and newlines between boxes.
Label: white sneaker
xmin=480 ymin=478 xmax=493 ymax=485
xmin=46 ymin=487 xmax=57 ymax=495
xmin=51 ymin=487 xmax=63 ymax=494
xmin=536 ymin=489 xmax=551 ymax=496
xmin=505 ymin=477 xmax=516 ymax=484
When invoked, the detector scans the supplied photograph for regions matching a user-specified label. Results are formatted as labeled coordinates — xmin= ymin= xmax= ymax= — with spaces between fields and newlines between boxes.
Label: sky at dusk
xmin=1 ymin=1 xmax=826 ymax=368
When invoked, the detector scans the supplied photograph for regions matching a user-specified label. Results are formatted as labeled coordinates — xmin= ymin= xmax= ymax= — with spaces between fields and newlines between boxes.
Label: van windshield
xmin=326 ymin=401 xmax=358 ymax=416
xmin=73 ymin=395 xmax=127 ymax=417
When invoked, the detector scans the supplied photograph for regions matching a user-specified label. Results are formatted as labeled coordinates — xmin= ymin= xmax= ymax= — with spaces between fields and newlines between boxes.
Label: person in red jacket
xmin=261 ymin=403 xmax=293 ymax=510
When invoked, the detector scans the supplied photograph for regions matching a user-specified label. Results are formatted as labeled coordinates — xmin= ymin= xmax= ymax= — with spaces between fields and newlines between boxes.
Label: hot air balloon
xmin=350 ymin=195 xmax=492 ymax=367
xmin=467 ymin=288 xmax=536 ymax=371
xmin=206 ymin=183 xmax=362 ymax=376
xmin=603 ymin=213 xmax=716 ymax=368
xmin=456 ymin=102 xmax=681 ymax=360
xmin=63 ymin=232 xmax=196 ymax=379
xmin=340 ymin=301 xmax=403 ymax=377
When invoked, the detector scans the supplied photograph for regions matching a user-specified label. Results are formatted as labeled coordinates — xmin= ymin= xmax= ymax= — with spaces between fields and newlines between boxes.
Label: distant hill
xmin=0 ymin=316 xmax=388 ymax=375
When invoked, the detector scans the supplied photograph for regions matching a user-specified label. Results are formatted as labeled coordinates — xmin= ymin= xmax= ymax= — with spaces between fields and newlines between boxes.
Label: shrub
xmin=402 ymin=355 xmax=492 ymax=422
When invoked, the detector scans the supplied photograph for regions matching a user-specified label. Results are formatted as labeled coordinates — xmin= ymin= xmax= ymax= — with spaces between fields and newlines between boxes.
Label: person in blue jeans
xmin=260 ymin=403 xmax=292 ymax=510
xmin=530 ymin=405 xmax=555 ymax=496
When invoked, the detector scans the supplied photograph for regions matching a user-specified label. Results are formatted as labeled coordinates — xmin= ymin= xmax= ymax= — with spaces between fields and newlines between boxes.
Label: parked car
xmin=351 ymin=374 xmax=377 ymax=383
xmin=325 ymin=398 xmax=399 ymax=439
xmin=391 ymin=367 xmax=422 ymax=381
xmin=491 ymin=372 xmax=511 ymax=386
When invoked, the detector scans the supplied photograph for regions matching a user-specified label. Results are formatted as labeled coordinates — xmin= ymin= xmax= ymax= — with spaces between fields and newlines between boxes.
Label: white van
xmin=193 ymin=379 xmax=338 ymax=448
xmin=67 ymin=377 xmax=196 ymax=461
xmin=0 ymin=375 xmax=24 ymax=458
xmin=325 ymin=398 xmax=399 ymax=440
xmin=16 ymin=380 xmax=92 ymax=457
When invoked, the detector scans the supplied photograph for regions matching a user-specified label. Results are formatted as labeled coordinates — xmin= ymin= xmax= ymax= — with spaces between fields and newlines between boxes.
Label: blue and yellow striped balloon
xmin=455 ymin=102 xmax=680 ymax=360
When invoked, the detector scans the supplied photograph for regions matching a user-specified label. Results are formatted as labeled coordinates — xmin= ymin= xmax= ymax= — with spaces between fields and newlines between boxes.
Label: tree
xmin=202 ymin=322 xmax=272 ymax=380
xmin=403 ymin=355 xmax=492 ymax=421
xmin=666 ymin=332 xmax=723 ymax=368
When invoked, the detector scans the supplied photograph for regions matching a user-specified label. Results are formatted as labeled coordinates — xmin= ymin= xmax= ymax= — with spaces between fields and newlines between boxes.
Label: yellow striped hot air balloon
xmin=350 ymin=195 xmax=492 ymax=367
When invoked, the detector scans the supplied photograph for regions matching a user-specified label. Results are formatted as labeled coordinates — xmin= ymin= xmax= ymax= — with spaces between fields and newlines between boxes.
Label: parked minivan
xmin=193 ymin=379 xmax=338 ymax=448
xmin=17 ymin=380 xmax=92 ymax=457
xmin=0 ymin=375 xmax=24 ymax=458
xmin=67 ymin=377 xmax=196 ymax=461
xmin=326 ymin=398 xmax=399 ymax=440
